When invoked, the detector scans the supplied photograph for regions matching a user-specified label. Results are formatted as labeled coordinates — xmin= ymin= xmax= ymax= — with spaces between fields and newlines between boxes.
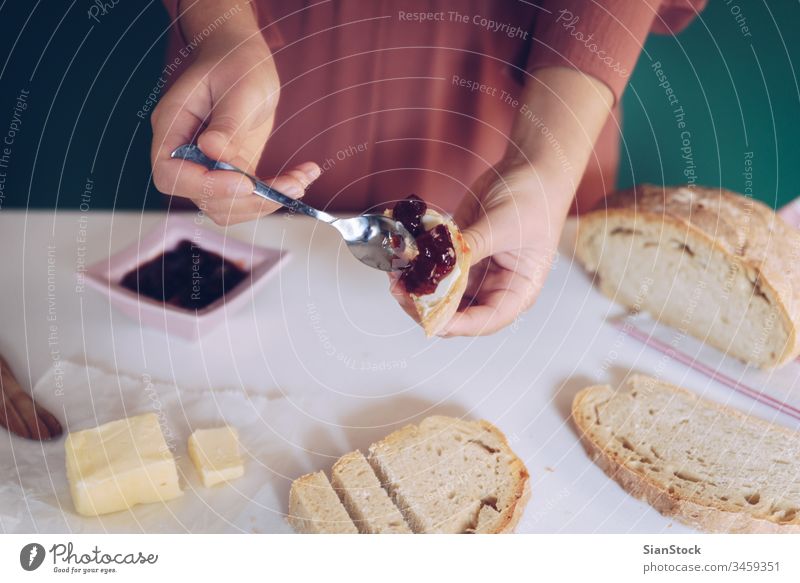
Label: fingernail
xmin=282 ymin=183 xmax=303 ymax=197
xmin=233 ymin=180 xmax=253 ymax=196
xmin=230 ymin=181 xmax=254 ymax=197
xmin=305 ymin=166 xmax=321 ymax=182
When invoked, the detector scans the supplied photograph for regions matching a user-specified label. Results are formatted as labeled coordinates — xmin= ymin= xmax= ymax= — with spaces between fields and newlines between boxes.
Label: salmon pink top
xmin=161 ymin=0 xmax=706 ymax=213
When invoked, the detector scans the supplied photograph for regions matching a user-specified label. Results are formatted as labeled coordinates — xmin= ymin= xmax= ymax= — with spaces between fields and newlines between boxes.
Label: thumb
xmin=460 ymin=193 xmax=534 ymax=265
xmin=198 ymin=83 xmax=273 ymax=163
xmin=460 ymin=221 xmax=493 ymax=266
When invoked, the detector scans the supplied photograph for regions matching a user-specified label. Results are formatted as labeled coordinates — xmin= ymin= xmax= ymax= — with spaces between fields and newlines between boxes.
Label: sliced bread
xmin=575 ymin=184 xmax=800 ymax=367
xmin=573 ymin=375 xmax=800 ymax=533
xmin=367 ymin=416 xmax=530 ymax=533
xmin=287 ymin=471 xmax=358 ymax=534
xmin=287 ymin=416 xmax=529 ymax=534
xmin=330 ymin=450 xmax=411 ymax=533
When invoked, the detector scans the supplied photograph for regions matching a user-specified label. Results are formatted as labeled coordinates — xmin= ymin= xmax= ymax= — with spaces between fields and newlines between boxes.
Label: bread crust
xmin=572 ymin=379 xmax=800 ymax=533
xmin=289 ymin=416 xmax=529 ymax=535
xmin=577 ymin=184 xmax=800 ymax=366
xmin=474 ymin=419 xmax=531 ymax=534
xmin=287 ymin=471 xmax=359 ymax=534
xmin=368 ymin=416 xmax=530 ymax=533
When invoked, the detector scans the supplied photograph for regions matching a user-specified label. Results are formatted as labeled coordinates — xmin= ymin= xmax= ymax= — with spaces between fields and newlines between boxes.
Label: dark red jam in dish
xmin=393 ymin=195 xmax=457 ymax=295
xmin=120 ymin=240 xmax=248 ymax=311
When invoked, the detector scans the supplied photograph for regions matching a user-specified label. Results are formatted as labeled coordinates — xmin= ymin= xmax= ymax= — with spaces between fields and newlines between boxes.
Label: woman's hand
xmin=151 ymin=31 xmax=319 ymax=225
xmin=433 ymin=67 xmax=613 ymax=337
xmin=438 ymin=163 xmax=572 ymax=336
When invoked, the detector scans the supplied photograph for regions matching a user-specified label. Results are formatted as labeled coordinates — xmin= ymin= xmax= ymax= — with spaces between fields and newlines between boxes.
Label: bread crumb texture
xmin=573 ymin=375 xmax=800 ymax=533
xmin=576 ymin=184 xmax=800 ymax=367
xmin=288 ymin=416 xmax=530 ymax=534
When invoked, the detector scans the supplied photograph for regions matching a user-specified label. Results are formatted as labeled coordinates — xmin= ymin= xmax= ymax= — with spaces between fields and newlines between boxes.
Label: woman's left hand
xmin=392 ymin=67 xmax=613 ymax=337
xmin=437 ymin=162 xmax=573 ymax=337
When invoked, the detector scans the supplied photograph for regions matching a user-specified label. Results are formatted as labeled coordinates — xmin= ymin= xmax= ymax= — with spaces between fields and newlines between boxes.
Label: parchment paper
xmin=0 ymin=360 xmax=335 ymax=533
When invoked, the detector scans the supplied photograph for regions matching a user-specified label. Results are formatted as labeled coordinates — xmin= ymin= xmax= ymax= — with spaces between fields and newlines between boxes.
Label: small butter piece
xmin=188 ymin=426 xmax=244 ymax=487
xmin=65 ymin=413 xmax=182 ymax=517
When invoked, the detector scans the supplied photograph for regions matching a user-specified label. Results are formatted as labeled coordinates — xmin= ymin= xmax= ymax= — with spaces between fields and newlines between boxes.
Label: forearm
xmin=175 ymin=0 xmax=263 ymax=51
xmin=504 ymin=67 xmax=614 ymax=208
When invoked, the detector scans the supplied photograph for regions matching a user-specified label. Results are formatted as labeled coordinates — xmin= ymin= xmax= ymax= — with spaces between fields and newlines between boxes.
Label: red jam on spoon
xmin=392 ymin=195 xmax=457 ymax=295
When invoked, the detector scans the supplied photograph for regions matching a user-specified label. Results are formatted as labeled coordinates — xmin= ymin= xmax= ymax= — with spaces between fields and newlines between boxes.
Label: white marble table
xmin=1 ymin=209 xmax=784 ymax=533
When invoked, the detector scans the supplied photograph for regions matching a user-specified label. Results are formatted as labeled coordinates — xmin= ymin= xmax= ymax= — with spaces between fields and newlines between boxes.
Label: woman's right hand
xmin=151 ymin=32 xmax=320 ymax=225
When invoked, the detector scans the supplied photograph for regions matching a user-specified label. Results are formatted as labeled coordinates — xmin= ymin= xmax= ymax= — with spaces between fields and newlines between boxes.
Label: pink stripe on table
xmin=613 ymin=320 xmax=800 ymax=423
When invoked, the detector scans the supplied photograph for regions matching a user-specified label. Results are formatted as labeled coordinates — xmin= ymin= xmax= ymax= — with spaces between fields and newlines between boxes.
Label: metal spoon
xmin=170 ymin=144 xmax=418 ymax=271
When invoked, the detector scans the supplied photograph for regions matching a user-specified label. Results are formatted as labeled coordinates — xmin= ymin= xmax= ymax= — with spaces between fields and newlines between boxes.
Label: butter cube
xmin=65 ymin=413 xmax=182 ymax=516
xmin=188 ymin=426 xmax=244 ymax=487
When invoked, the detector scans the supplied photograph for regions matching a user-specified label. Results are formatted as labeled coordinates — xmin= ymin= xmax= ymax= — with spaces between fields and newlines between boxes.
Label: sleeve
xmin=160 ymin=0 xmax=181 ymax=40
xmin=160 ymin=1 xmax=284 ymax=49
xmin=162 ymin=0 xmax=179 ymax=18
xmin=526 ymin=0 xmax=707 ymax=105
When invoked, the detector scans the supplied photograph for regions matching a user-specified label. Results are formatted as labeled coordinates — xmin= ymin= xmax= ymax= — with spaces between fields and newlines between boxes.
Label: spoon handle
xmin=170 ymin=144 xmax=337 ymax=224
xmin=251 ymin=177 xmax=336 ymax=224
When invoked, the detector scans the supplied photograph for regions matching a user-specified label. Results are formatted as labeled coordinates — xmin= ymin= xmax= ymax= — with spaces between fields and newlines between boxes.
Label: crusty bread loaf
xmin=287 ymin=416 xmax=529 ymax=534
xmin=573 ymin=375 xmax=800 ymax=533
xmin=575 ymin=184 xmax=800 ymax=367
xmin=368 ymin=416 xmax=530 ymax=534
xmin=287 ymin=471 xmax=358 ymax=534
xmin=330 ymin=451 xmax=411 ymax=533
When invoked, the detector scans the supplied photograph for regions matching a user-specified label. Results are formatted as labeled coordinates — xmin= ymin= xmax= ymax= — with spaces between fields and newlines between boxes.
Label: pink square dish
xmin=83 ymin=214 xmax=289 ymax=340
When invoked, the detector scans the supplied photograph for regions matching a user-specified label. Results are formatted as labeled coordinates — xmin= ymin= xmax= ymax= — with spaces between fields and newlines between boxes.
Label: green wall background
xmin=619 ymin=0 xmax=800 ymax=209
xmin=0 ymin=0 xmax=797 ymax=212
